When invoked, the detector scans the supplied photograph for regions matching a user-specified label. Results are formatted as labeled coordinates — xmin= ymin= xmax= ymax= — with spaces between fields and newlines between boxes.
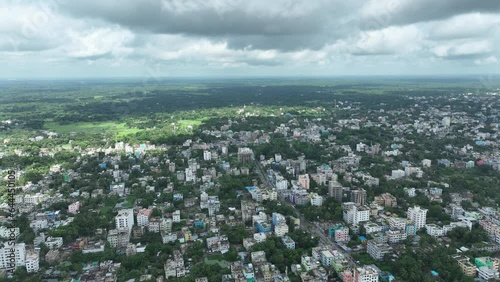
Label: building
xmin=454 ymin=256 xmax=476 ymax=277
xmin=281 ymin=236 xmax=295 ymax=249
xmin=0 ymin=243 xmax=25 ymax=270
xmin=367 ymin=240 xmax=392 ymax=260
xmin=351 ymin=189 xmax=367 ymax=206
xmin=107 ymin=229 xmax=130 ymax=249
xmin=407 ymin=206 xmax=428 ymax=230
xmin=25 ymin=248 xmax=39 ymax=273
xmin=298 ymin=174 xmax=310 ymax=190
xmin=310 ymin=193 xmax=324 ymax=206
xmin=237 ymin=148 xmax=254 ymax=163
xmin=136 ymin=208 xmax=152 ymax=227
xmin=425 ymin=224 xmax=445 ymax=237
xmin=328 ymin=224 xmax=349 ymax=243
xmin=172 ymin=210 xmax=181 ymax=223
xmin=478 ymin=266 xmax=499 ymax=281
xmin=422 ymin=159 xmax=432 ymax=168
xmin=203 ymin=150 xmax=212 ymax=161
xmin=343 ymin=202 xmax=370 ymax=226
xmin=329 ymin=180 xmax=344 ymax=202
xmin=374 ymin=193 xmax=397 ymax=207
xmin=68 ymin=201 xmax=80 ymax=214
xmin=116 ymin=208 xmax=135 ymax=233
xmin=354 ymin=265 xmax=379 ymax=282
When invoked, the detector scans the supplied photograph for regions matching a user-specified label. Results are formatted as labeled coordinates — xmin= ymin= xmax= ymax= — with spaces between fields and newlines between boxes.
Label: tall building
xmin=0 ymin=243 xmax=26 ymax=270
xmin=407 ymin=206 xmax=428 ymax=230
xmin=237 ymin=148 xmax=254 ymax=163
xmin=329 ymin=180 xmax=343 ymax=202
xmin=136 ymin=208 xmax=153 ymax=227
xmin=116 ymin=209 xmax=135 ymax=233
xmin=298 ymin=174 xmax=310 ymax=190
xmin=351 ymin=189 xmax=367 ymax=206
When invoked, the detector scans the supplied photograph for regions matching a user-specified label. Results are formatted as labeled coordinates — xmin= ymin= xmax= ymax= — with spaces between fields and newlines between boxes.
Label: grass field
xmin=44 ymin=121 xmax=142 ymax=137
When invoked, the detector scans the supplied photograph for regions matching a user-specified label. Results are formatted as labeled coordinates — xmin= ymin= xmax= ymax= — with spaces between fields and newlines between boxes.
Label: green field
xmin=44 ymin=121 xmax=142 ymax=137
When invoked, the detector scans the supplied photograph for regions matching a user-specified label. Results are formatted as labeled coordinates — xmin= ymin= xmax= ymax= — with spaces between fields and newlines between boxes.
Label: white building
xmin=391 ymin=169 xmax=405 ymax=179
xmin=478 ymin=266 xmax=499 ymax=281
xmin=407 ymin=206 xmax=428 ymax=230
xmin=422 ymin=159 xmax=432 ymax=168
xmin=45 ymin=237 xmax=63 ymax=249
xmin=203 ymin=150 xmax=212 ymax=161
xmin=172 ymin=210 xmax=181 ymax=223
xmin=354 ymin=265 xmax=379 ymax=282
xmin=0 ymin=243 xmax=25 ymax=270
xmin=425 ymin=224 xmax=445 ymax=237
xmin=0 ymin=226 xmax=20 ymax=239
xmin=116 ymin=208 xmax=135 ymax=233
xmin=310 ymin=194 xmax=323 ymax=206
xmin=342 ymin=202 xmax=370 ymax=226
xmin=274 ymin=223 xmax=289 ymax=237
xmin=25 ymin=248 xmax=39 ymax=273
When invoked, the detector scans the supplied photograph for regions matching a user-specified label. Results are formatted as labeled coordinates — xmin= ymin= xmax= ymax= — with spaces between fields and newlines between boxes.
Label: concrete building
xmin=343 ymin=202 xmax=370 ymax=226
xmin=329 ymin=180 xmax=344 ymax=202
xmin=407 ymin=206 xmax=428 ymax=230
xmin=298 ymin=174 xmax=310 ymax=190
xmin=354 ymin=265 xmax=379 ymax=282
xmin=136 ymin=208 xmax=152 ymax=227
xmin=116 ymin=208 xmax=135 ymax=233
xmin=237 ymin=147 xmax=254 ymax=163
xmin=350 ymin=189 xmax=367 ymax=206
xmin=367 ymin=240 xmax=392 ymax=260
xmin=0 ymin=243 xmax=25 ymax=270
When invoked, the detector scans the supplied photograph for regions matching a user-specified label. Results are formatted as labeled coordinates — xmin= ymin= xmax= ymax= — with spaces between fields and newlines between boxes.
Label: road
xmin=253 ymin=160 xmax=358 ymax=269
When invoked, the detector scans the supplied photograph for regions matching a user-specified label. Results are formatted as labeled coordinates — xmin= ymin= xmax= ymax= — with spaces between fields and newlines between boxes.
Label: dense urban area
xmin=0 ymin=78 xmax=499 ymax=282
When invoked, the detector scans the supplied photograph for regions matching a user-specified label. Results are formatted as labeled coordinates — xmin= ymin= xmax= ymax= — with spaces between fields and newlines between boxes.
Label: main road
xmin=253 ymin=160 xmax=358 ymax=269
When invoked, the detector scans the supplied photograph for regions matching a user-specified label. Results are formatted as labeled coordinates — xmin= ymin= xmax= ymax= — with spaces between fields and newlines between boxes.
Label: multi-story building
xmin=172 ymin=210 xmax=181 ymax=223
xmin=354 ymin=265 xmax=379 ymax=282
xmin=115 ymin=209 xmax=135 ymax=233
xmin=367 ymin=240 xmax=392 ymax=260
xmin=0 ymin=243 xmax=25 ymax=270
xmin=407 ymin=206 xmax=428 ymax=230
xmin=25 ymin=248 xmax=39 ymax=273
xmin=298 ymin=174 xmax=310 ymax=190
xmin=310 ymin=193 xmax=324 ymax=206
xmin=68 ymin=201 xmax=80 ymax=214
xmin=237 ymin=148 xmax=254 ymax=163
xmin=136 ymin=208 xmax=152 ymax=227
xmin=374 ymin=193 xmax=397 ymax=207
xmin=388 ymin=217 xmax=406 ymax=230
xmin=343 ymin=202 xmax=370 ymax=226
xmin=351 ymin=189 xmax=367 ymax=206
xmin=107 ymin=229 xmax=130 ymax=249
xmin=203 ymin=150 xmax=212 ymax=161
xmin=454 ymin=256 xmax=476 ymax=277
xmin=478 ymin=266 xmax=499 ymax=281
xmin=425 ymin=224 xmax=445 ymax=237
xmin=329 ymin=180 xmax=344 ymax=202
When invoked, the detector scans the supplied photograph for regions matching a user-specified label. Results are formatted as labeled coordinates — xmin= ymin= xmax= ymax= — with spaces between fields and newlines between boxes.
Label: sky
xmin=1 ymin=0 xmax=500 ymax=78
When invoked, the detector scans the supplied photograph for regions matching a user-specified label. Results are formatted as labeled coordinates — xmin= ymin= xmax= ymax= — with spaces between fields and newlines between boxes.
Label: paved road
xmin=253 ymin=160 xmax=358 ymax=269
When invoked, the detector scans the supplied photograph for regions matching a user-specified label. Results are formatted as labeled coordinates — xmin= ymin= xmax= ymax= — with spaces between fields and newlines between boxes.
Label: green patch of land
xmin=44 ymin=121 xmax=142 ymax=137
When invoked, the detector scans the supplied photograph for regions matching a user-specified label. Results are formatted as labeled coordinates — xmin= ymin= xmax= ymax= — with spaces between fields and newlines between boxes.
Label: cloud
xmin=359 ymin=0 xmax=500 ymax=29
xmin=0 ymin=0 xmax=499 ymax=77
xmin=432 ymin=40 xmax=493 ymax=59
xmin=429 ymin=13 xmax=500 ymax=40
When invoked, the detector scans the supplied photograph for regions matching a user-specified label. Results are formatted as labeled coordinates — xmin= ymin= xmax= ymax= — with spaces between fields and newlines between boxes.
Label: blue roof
xmin=431 ymin=270 xmax=438 ymax=276
xmin=359 ymin=236 xmax=367 ymax=241
xmin=246 ymin=186 xmax=258 ymax=192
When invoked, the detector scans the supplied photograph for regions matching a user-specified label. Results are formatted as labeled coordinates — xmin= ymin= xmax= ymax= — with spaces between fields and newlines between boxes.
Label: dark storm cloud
xmin=359 ymin=0 xmax=500 ymax=30
xmin=58 ymin=0 xmax=354 ymax=51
